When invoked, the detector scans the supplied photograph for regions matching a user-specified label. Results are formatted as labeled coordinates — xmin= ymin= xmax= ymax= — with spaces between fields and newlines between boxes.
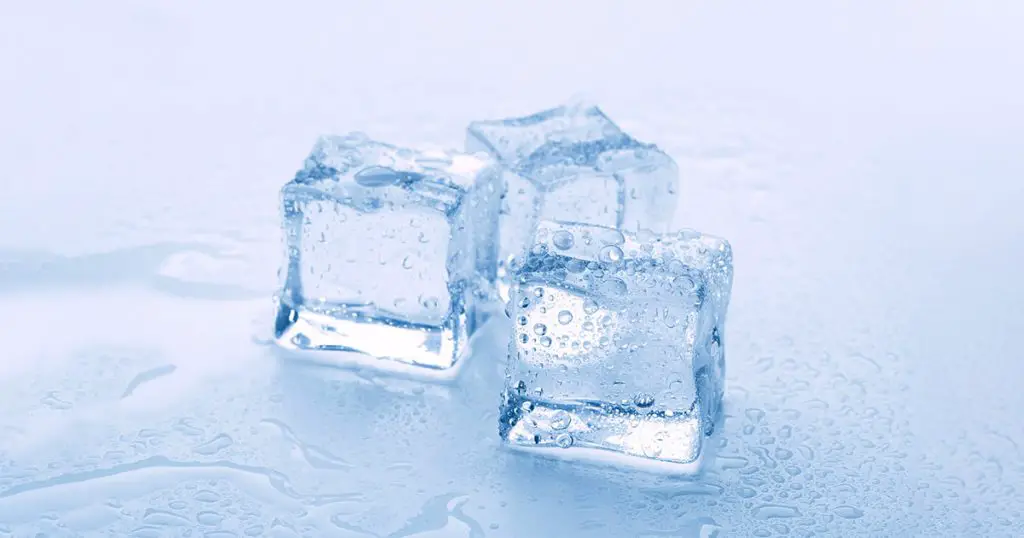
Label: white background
xmin=1 ymin=1 xmax=1022 ymax=536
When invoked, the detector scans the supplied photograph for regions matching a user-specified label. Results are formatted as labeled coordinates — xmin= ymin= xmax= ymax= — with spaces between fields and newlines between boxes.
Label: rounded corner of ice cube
xmin=561 ymin=93 xmax=598 ymax=112
xmin=309 ymin=131 xmax=371 ymax=153
xmin=647 ymin=144 xmax=679 ymax=168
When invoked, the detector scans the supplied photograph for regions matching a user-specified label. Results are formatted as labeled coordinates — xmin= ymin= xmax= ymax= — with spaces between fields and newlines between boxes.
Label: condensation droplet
xmin=558 ymin=311 xmax=574 ymax=324
xmin=633 ymin=393 xmax=655 ymax=407
xmin=551 ymin=411 xmax=571 ymax=430
xmin=834 ymin=505 xmax=864 ymax=519
xmin=552 ymin=230 xmax=575 ymax=250
xmin=599 ymin=245 xmax=624 ymax=264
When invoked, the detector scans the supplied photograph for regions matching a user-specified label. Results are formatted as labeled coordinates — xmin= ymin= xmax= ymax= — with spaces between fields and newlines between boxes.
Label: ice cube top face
xmin=466 ymin=103 xmax=680 ymax=282
xmin=467 ymin=103 xmax=625 ymax=166
xmin=499 ymin=220 xmax=732 ymax=469
xmin=275 ymin=133 xmax=501 ymax=371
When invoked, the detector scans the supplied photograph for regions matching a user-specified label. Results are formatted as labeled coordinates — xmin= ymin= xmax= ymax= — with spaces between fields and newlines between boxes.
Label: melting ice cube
xmin=275 ymin=133 xmax=501 ymax=374
xmin=499 ymin=220 xmax=732 ymax=471
xmin=467 ymin=102 xmax=679 ymax=296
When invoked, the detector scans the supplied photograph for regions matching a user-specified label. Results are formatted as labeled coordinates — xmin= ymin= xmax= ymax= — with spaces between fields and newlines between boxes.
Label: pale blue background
xmin=1 ymin=2 xmax=1022 ymax=536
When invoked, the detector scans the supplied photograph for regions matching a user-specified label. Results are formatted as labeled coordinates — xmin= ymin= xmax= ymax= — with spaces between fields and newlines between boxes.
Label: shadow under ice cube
xmin=275 ymin=133 xmax=501 ymax=374
xmin=499 ymin=221 xmax=732 ymax=472
xmin=466 ymin=102 xmax=680 ymax=294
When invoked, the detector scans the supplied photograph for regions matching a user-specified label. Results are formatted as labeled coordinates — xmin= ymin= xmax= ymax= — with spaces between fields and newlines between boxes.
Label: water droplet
xmin=676 ymin=275 xmax=697 ymax=292
xmin=583 ymin=299 xmax=600 ymax=315
xmin=194 ymin=490 xmax=221 ymax=503
xmin=599 ymin=245 xmax=623 ymax=264
xmin=517 ymin=315 xmax=528 ymax=326
xmin=545 ymin=411 xmax=571 ymax=431
xmin=753 ymin=504 xmax=801 ymax=519
xmin=552 ymin=230 xmax=575 ymax=250
xmin=633 ymin=393 xmax=655 ymax=407
xmin=421 ymin=296 xmax=439 ymax=310
xmin=519 ymin=333 xmax=529 ymax=344
xmin=520 ymin=400 xmax=534 ymax=412
xmin=834 ymin=505 xmax=864 ymax=519
xmin=533 ymin=323 xmax=547 ymax=336
xmin=519 ymin=296 xmax=531 ymax=308
xmin=197 ymin=511 xmax=225 ymax=526
xmin=534 ymin=287 xmax=544 ymax=298
xmin=539 ymin=336 xmax=552 ymax=347
xmin=515 ymin=381 xmax=527 ymax=394
xmin=142 ymin=508 xmax=192 ymax=527
xmin=556 ymin=433 xmax=574 ymax=448
xmin=557 ymin=311 xmax=573 ymax=324
xmin=402 ymin=256 xmax=413 ymax=269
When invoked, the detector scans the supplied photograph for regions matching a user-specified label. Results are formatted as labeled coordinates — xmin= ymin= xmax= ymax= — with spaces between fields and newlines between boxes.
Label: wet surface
xmin=2 ymin=1 xmax=1023 ymax=536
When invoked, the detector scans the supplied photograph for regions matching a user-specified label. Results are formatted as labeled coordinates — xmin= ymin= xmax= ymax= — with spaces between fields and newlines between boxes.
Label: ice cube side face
xmin=498 ymin=221 xmax=731 ymax=470
xmin=275 ymin=133 xmax=501 ymax=371
xmin=467 ymin=103 xmax=679 ymax=297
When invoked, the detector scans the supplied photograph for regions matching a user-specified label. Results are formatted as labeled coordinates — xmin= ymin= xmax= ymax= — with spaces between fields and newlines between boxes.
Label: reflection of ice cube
xmin=274 ymin=133 xmax=501 ymax=373
xmin=466 ymin=102 xmax=680 ymax=296
xmin=499 ymin=220 xmax=732 ymax=471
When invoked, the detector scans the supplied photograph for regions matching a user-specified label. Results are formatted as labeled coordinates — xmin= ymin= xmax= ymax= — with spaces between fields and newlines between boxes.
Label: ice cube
xmin=466 ymin=102 xmax=679 ymax=295
xmin=498 ymin=220 xmax=732 ymax=471
xmin=274 ymin=133 xmax=501 ymax=373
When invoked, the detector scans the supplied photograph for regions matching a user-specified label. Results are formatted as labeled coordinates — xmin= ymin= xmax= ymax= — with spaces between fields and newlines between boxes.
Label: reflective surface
xmin=2 ymin=1 xmax=1023 ymax=536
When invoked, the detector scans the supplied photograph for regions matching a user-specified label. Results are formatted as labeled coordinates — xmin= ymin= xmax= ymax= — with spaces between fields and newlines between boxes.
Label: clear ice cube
xmin=274 ymin=133 xmax=501 ymax=372
xmin=466 ymin=102 xmax=680 ymax=294
xmin=498 ymin=220 xmax=732 ymax=471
